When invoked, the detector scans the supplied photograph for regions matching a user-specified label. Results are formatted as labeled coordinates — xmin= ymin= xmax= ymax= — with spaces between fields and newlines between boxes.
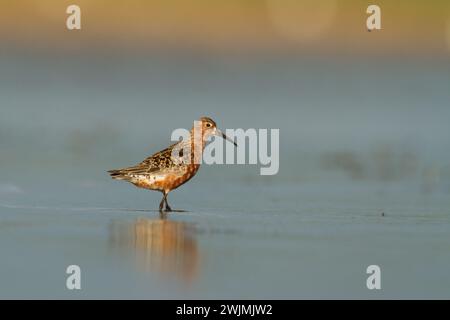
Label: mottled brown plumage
xmin=108 ymin=117 xmax=236 ymax=212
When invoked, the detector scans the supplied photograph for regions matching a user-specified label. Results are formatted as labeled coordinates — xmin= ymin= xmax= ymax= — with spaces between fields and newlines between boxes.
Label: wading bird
xmin=108 ymin=117 xmax=237 ymax=212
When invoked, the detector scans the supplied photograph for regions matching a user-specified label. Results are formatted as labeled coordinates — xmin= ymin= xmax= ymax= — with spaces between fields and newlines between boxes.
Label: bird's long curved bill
xmin=216 ymin=129 xmax=237 ymax=147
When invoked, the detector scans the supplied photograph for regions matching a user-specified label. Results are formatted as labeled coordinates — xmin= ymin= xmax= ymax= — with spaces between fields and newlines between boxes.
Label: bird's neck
xmin=189 ymin=130 xmax=207 ymax=151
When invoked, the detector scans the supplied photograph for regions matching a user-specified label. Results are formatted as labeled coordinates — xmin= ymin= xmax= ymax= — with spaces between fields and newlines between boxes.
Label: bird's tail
xmin=108 ymin=169 xmax=129 ymax=180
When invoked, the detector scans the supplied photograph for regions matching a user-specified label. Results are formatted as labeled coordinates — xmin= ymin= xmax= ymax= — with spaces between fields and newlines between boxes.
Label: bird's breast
xmin=134 ymin=164 xmax=200 ymax=192
xmin=170 ymin=164 xmax=201 ymax=189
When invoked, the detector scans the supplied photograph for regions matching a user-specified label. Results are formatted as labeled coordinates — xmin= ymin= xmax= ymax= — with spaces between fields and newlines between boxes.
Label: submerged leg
xmin=164 ymin=192 xmax=172 ymax=212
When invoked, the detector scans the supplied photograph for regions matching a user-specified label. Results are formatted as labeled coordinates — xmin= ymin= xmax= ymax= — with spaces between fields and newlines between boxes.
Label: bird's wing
xmin=114 ymin=142 xmax=183 ymax=176
xmin=108 ymin=140 xmax=192 ymax=181
xmin=139 ymin=147 xmax=175 ymax=172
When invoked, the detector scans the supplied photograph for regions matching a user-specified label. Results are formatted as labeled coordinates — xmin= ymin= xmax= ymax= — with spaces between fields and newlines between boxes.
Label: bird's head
xmin=197 ymin=116 xmax=237 ymax=147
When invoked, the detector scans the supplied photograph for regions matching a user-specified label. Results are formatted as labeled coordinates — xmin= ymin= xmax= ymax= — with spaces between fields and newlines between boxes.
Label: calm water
xmin=1 ymin=53 xmax=450 ymax=298
xmin=0 ymin=179 xmax=449 ymax=299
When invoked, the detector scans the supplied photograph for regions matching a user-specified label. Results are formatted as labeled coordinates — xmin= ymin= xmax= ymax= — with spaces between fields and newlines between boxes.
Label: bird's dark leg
xmin=164 ymin=192 xmax=172 ymax=212
xmin=159 ymin=192 xmax=165 ymax=212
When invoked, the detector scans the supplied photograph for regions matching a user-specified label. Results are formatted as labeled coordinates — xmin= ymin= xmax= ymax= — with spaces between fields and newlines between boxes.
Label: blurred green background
xmin=1 ymin=0 xmax=450 ymax=55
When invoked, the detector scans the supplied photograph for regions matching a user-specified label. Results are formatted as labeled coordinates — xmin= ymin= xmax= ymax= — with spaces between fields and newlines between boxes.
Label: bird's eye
xmin=206 ymin=123 xmax=212 ymax=128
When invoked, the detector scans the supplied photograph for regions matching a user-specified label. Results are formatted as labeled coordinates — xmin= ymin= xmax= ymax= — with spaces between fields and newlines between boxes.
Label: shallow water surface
xmin=0 ymin=181 xmax=449 ymax=299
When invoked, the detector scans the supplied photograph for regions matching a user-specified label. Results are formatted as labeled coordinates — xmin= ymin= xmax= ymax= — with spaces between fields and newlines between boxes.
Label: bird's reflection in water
xmin=109 ymin=214 xmax=199 ymax=284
